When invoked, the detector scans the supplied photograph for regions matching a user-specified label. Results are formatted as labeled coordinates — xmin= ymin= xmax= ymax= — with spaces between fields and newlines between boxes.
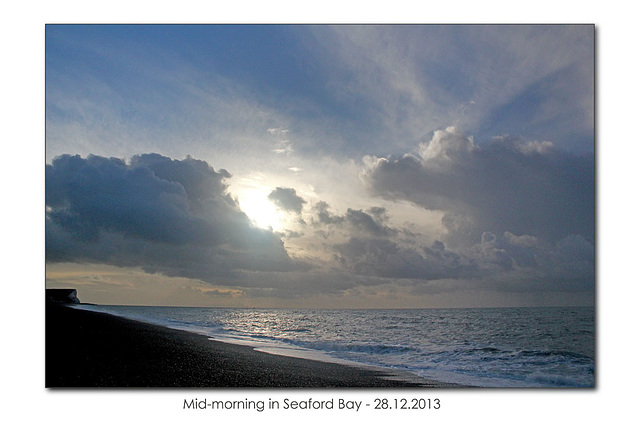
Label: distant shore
xmin=46 ymin=304 xmax=454 ymax=388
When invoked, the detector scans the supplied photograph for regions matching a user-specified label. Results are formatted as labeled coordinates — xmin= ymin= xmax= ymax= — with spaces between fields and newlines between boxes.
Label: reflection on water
xmin=73 ymin=304 xmax=594 ymax=387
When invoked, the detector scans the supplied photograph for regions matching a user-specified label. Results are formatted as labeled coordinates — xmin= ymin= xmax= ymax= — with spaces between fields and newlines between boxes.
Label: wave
xmin=69 ymin=304 xmax=594 ymax=388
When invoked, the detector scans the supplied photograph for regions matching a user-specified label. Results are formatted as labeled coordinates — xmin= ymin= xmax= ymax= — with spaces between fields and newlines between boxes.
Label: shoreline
xmin=46 ymin=303 xmax=457 ymax=388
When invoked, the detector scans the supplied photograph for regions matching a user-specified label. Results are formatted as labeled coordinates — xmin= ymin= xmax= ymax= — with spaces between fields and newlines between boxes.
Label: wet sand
xmin=46 ymin=304 xmax=452 ymax=388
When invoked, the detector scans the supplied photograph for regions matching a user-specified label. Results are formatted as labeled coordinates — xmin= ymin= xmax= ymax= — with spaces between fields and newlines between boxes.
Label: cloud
xmin=310 ymin=202 xmax=396 ymax=235
xmin=286 ymin=126 xmax=596 ymax=295
xmin=46 ymin=154 xmax=307 ymax=283
xmin=44 ymin=151 xmax=593 ymax=302
xmin=268 ymin=187 xmax=307 ymax=214
xmin=344 ymin=208 xmax=396 ymax=238
xmin=305 ymin=201 xmax=480 ymax=282
xmin=362 ymin=127 xmax=594 ymax=247
xmin=311 ymin=201 xmax=345 ymax=226
xmin=329 ymin=227 xmax=593 ymax=294
xmin=334 ymin=237 xmax=478 ymax=281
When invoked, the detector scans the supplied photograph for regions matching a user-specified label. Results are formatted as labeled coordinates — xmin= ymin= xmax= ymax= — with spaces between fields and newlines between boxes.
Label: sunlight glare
xmin=237 ymin=189 xmax=282 ymax=231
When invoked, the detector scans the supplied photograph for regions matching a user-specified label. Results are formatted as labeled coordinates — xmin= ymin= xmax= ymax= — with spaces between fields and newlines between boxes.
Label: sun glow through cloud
xmin=237 ymin=188 xmax=283 ymax=231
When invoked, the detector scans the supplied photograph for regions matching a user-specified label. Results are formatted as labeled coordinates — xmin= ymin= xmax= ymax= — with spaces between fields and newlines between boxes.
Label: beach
xmin=46 ymin=304 xmax=445 ymax=388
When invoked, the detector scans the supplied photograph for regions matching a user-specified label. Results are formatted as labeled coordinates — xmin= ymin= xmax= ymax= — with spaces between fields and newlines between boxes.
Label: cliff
xmin=46 ymin=289 xmax=80 ymax=304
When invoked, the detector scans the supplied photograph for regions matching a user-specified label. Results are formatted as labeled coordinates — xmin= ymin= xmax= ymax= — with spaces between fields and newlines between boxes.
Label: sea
xmin=70 ymin=304 xmax=595 ymax=388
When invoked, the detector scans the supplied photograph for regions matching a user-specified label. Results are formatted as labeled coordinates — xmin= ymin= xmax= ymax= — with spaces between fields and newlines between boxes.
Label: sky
xmin=45 ymin=24 xmax=595 ymax=308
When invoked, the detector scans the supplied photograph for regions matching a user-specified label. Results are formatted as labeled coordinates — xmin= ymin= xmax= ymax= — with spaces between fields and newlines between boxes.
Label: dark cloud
xmin=45 ymin=145 xmax=594 ymax=301
xmin=334 ymin=237 xmax=478 ymax=281
xmin=299 ymin=129 xmax=596 ymax=296
xmin=307 ymin=201 xmax=480 ymax=282
xmin=367 ymin=206 xmax=389 ymax=221
xmin=130 ymin=153 xmax=231 ymax=206
xmin=329 ymin=228 xmax=593 ymax=295
xmin=310 ymin=202 xmax=395 ymax=237
xmin=344 ymin=208 xmax=396 ymax=238
xmin=363 ymin=127 xmax=595 ymax=246
xmin=311 ymin=201 xmax=345 ymax=226
xmin=46 ymin=154 xmax=307 ymax=283
xmin=267 ymin=187 xmax=307 ymax=214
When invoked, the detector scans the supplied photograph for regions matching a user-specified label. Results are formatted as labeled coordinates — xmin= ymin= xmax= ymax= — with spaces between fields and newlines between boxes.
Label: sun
xmin=237 ymin=188 xmax=283 ymax=231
